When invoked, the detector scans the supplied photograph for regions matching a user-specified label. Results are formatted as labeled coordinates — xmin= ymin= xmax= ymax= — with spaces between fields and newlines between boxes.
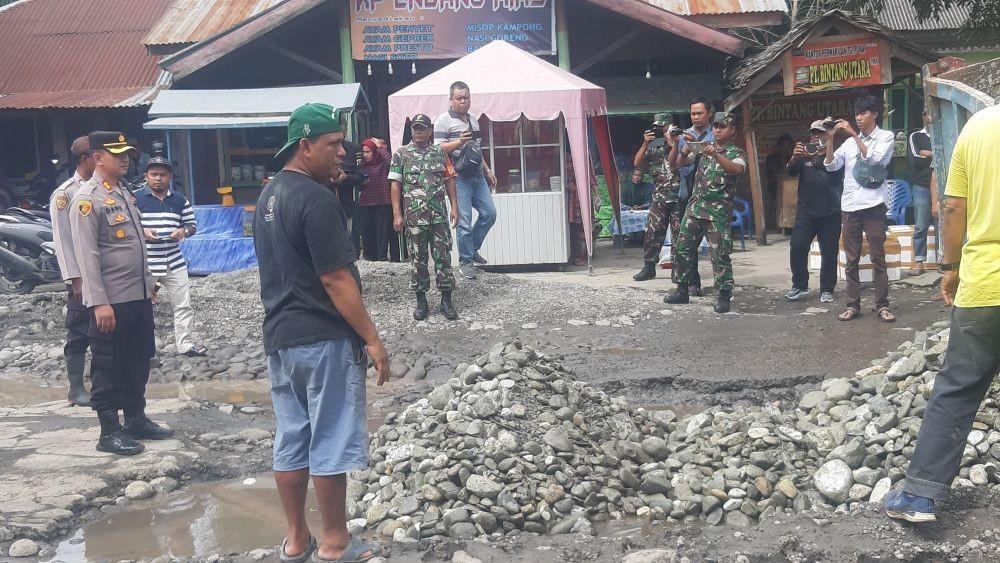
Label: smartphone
xmin=469 ymin=130 xmax=482 ymax=140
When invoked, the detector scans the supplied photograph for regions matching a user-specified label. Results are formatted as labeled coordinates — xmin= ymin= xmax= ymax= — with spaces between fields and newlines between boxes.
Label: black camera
xmin=804 ymin=142 xmax=821 ymax=155
xmin=668 ymin=125 xmax=682 ymax=137
xmin=645 ymin=128 xmax=663 ymax=138
xmin=822 ymin=119 xmax=839 ymax=130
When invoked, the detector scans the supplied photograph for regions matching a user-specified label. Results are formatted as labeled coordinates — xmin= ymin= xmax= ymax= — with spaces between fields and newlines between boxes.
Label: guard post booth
xmin=143 ymin=83 xmax=371 ymax=274
xmin=723 ymin=10 xmax=932 ymax=243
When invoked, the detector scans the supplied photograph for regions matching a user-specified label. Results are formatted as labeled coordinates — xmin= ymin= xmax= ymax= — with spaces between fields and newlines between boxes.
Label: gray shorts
xmin=267 ymin=337 xmax=369 ymax=475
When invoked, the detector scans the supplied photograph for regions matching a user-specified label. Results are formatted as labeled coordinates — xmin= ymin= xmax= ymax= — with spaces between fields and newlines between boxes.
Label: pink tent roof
xmin=388 ymin=40 xmax=607 ymax=137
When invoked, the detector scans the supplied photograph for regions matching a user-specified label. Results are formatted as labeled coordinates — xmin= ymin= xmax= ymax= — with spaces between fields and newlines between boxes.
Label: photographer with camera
xmin=785 ymin=120 xmax=844 ymax=303
xmin=824 ymin=95 xmax=897 ymax=322
xmin=631 ymin=113 xmax=682 ymax=282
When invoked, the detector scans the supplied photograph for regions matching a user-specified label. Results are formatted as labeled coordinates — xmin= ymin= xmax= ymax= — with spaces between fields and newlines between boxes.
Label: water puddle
xmin=49 ymin=475 xmax=316 ymax=562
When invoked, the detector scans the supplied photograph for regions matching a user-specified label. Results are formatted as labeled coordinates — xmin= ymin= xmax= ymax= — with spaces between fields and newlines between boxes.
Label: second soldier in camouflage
xmin=389 ymin=114 xmax=460 ymax=321
xmin=632 ymin=113 xmax=684 ymax=283
xmin=665 ymin=112 xmax=748 ymax=313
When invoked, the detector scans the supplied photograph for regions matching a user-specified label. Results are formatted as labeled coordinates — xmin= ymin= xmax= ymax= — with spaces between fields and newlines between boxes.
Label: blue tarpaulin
xmin=179 ymin=205 xmax=257 ymax=275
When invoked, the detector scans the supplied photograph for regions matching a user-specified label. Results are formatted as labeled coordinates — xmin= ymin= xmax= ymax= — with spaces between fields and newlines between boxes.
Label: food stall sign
xmin=351 ymin=0 xmax=555 ymax=61
xmin=784 ymin=35 xmax=890 ymax=96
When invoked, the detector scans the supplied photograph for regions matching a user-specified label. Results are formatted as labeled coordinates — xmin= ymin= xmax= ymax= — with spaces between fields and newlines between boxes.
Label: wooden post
xmin=741 ymin=99 xmax=767 ymax=245
xmin=555 ymin=0 xmax=570 ymax=70
xmin=338 ymin=2 xmax=355 ymax=83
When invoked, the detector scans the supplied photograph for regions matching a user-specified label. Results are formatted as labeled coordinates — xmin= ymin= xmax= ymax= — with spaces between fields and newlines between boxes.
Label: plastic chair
xmin=731 ymin=197 xmax=752 ymax=251
xmin=885 ymin=179 xmax=912 ymax=225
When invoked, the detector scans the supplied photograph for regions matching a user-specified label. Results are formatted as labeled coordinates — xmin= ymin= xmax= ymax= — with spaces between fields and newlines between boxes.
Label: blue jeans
xmin=455 ymin=173 xmax=497 ymax=263
xmin=912 ymin=185 xmax=932 ymax=262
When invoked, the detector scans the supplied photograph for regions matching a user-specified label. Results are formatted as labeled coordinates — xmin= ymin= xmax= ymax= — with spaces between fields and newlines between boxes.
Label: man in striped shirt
xmin=134 ymin=157 xmax=207 ymax=357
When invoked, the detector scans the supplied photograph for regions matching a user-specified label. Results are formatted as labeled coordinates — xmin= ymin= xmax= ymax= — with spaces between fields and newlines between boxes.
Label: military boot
xmin=97 ymin=411 xmax=144 ymax=456
xmin=714 ymin=289 xmax=733 ymax=314
xmin=440 ymin=291 xmax=458 ymax=321
xmin=413 ymin=292 xmax=429 ymax=321
xmin=664 ymin=283 xmax=690 ymax=304
xmin=66 ymin=353 xmax=91 ymax=407
xmin=124 ymin=409 xmax=174 ymax=440
xmin=632 ymin=261 xmax=657 ymax=282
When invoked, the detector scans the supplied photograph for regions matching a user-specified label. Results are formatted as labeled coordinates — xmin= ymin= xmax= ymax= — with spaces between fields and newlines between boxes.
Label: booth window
xmin=480 ymin=115 xmax=565 ymax=194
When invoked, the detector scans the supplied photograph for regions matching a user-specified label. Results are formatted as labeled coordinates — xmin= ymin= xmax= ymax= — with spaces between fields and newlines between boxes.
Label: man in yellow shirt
xmin=884 ymin=105 xmax=1000 ymax=523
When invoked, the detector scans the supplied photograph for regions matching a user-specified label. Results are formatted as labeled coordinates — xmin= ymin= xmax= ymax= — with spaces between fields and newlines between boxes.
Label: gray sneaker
xmin=459 ymin=262 xmax=478 ymax=279
xmin=472 ymin=252 xmax=488 ymax=265
xmin=820 ymin=291 xmax=834 ymax=303
xmin=785 ymin=287 xmax=808 ymax=301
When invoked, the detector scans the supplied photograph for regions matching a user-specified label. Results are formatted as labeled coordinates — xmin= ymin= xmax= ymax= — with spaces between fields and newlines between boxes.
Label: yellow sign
xmin=55 ymin=195 xmax=68 ymax=210
xmin=115 ymin=228 xmax=126 ymax=239
xmin=78 ymin=200 xmax=92 ymax=216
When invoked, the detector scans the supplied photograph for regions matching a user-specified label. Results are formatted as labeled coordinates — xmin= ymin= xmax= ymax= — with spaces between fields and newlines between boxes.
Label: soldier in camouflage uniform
xmin=631 ymin=114 xmax=701 ymax=288
xmin=665 ymin=112 xmax=748 ymax=313
xmin=389 ymin=114 xmax=459 ymax=321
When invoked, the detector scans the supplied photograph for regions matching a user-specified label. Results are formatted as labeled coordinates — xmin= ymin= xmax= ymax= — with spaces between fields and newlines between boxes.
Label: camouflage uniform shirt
xmin=387 ymin=142 xmax=456 ymax=227
xmin=685 ymin=143 xmax=747 ymax=221
xmin=645 ymin=139 xmax=680 ymax=204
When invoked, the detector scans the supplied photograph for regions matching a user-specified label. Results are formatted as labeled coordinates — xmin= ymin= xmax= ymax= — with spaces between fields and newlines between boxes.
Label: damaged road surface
xmin=4 ymin=264 xmax=1000 ymax=562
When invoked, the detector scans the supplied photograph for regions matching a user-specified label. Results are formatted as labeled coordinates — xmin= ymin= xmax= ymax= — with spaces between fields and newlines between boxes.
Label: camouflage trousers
xmin=675 ymin=214 xmax=733 ymax=290
xmin=642 ymin=200 xmax=701 ymax=285
xmin=407 ymin=223 xmax=456 ymax=292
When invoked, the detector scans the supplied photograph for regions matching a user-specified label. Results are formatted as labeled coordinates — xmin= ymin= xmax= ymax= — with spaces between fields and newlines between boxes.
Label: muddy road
xmin=5 ymin=264 xmax=992 ymax=563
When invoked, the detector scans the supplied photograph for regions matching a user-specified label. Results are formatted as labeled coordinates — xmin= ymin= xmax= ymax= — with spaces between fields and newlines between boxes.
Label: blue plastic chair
xmin=731 ymin=197 xmax=752 ymax=251
xmin=885 ymin=179 xmax=912 ymax=225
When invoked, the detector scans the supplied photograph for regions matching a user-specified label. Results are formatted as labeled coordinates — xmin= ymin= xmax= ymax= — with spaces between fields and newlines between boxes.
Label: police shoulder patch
xmin=78 ymin=200 xmax=93 ymax=216
xmin=55 ymin=194 xmax=69 ymax=210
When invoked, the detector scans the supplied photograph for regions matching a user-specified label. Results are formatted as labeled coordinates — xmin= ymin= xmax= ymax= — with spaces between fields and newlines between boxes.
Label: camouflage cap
xmin=652 ymin=113 xmax=670 ymax=126
xmin=712 ymin=111 xmax=737 ymax=127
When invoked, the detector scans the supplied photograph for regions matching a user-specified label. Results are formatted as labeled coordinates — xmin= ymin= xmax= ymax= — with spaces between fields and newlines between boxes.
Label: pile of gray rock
xmin=350 ymin=319 xmax=1000 ymax=540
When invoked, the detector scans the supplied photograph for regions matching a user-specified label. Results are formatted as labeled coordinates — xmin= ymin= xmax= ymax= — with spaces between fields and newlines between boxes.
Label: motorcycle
xmin=0 ymin=209 xmax=60 ymax=294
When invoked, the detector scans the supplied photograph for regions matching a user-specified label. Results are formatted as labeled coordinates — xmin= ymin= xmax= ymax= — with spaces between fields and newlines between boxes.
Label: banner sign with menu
xmin=351 ymin=0 xmax=555 ymax=61
xmin=784 ymin=35 xmax=889 ymax=96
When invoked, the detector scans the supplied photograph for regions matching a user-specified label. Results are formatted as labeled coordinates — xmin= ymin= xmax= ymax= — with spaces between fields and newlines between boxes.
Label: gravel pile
xmin=349 ymin=319 xmax=1000 ymax=541
xmin=0 ymin=262 xmax=654 ymax=384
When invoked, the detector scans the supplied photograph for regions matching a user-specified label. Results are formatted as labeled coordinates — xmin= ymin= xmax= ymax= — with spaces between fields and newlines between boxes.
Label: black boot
xmin=66 ymin=353 xmax=91 ymax=407
xmin=440 ymin=291 xmax=458 ymax=321
xmin=714 ymin=289 xmax=732 ymax=314
xmin=664 ymin=283 xmax=690 ymax=304
xmin=124 ymin=410 xmax=175 ymax=440
xmin=97 ymin=411 xmax=144 ymax=456
xmin=632 ymin=261 xmax=657 ymax=282
xmin=413 ymin=292 xmax=429 ymax=321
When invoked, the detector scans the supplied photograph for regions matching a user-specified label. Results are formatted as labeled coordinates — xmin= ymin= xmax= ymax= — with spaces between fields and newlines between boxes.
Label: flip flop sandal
xmin=877 ymin=308 xmax=897 ymax=323
xmin=281 ymin=536 xmax=317 ymax=563
xmin=311 ymin=536 xmax=388 ymax=563
xmin=838 ymin=308 xmax=860 ymax=321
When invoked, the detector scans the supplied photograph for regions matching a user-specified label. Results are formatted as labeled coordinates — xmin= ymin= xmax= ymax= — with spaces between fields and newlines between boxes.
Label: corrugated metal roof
xmin=145 ymin=0 xmax=285 ymax=46
xmin=876 ymin=0 xmax=970 ymax=31
xmin=640 ymin=0 xmax=788 ymax=16
xmin=0 ymin=0 xmax=173 ymax=109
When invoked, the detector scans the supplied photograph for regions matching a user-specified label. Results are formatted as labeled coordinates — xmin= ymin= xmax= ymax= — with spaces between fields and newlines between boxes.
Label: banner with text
xmin=751 ymin=91 xmax=856 ymax=157
xmin=785 ymin=36 xmax=887 ymax=96
xmin=351 ymin=0 xmax=554 ymax=61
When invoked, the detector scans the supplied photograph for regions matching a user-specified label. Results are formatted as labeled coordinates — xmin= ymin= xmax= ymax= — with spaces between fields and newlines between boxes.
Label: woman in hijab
xmin=356 ymin=138 xmax=399 ymax=261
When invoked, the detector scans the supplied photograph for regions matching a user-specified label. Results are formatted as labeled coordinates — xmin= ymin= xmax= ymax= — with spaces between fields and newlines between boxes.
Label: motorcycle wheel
xmin=0 ymin=267 xmax=35 ymax=295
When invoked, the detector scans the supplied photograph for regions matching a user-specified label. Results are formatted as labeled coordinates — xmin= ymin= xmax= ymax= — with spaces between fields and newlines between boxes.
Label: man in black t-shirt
xmin=908 ymin=109 xmax=934 ymax=276
xmin=254 ymin=103 xmax=389 ymax=563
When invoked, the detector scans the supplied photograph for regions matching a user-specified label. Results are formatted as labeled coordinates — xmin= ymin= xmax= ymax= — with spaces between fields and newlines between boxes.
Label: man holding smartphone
xmin=785 ymin=120 xmax=844 ymax=303
xmin=135 ymin=157 xmax=207 ymax=357
xmin=435 ymin=81 xmax=497 ymax=280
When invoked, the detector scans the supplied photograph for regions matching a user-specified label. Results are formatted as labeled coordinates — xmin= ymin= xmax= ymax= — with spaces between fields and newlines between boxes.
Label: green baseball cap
xmin=275 ymin=103 xmax=344 ymax=159
xmin=652 ymin=113 xmax=670 ymax=126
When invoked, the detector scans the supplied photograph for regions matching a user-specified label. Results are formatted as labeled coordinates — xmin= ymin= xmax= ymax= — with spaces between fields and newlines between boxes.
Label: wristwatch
xmin=940 ymin=262 xmax=960 ymax=272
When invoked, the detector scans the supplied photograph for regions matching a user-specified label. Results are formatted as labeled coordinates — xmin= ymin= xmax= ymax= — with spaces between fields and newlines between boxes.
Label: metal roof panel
xmin=144 ymin=0 xmax=284 ymax=46
xmin=0 ymin=0 xmax=173 ymax=109
xmin=876 ymin=0 xmax=970 ymax=31
xmin=640 ymin=0 xmax=788 ymax=16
